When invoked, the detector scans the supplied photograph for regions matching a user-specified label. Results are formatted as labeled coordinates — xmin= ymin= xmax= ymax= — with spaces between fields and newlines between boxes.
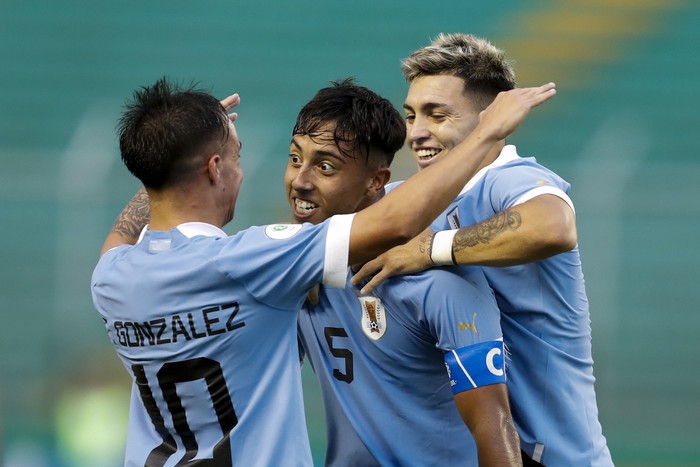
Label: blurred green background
xmin=1 ymin=0 xmax=699 ymax=465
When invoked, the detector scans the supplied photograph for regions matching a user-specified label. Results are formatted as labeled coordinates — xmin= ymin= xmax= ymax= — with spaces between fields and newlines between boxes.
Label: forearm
xmin=99 ymin=187 xmax=150 ymax=256
xmin=471 ymin=415 xmax=522 ymax=466
xmin=449 ymin=209 xmax=545 ymax=266
xmin=455 ymin=386 xmax=522 ymax=466
xmin=436 ymin=195 xmax=577 ymax=266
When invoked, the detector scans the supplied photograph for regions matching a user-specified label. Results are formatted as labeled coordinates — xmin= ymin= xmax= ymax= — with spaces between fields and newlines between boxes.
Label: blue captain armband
xmin=444 ymin=339 xmax=506 ymax=395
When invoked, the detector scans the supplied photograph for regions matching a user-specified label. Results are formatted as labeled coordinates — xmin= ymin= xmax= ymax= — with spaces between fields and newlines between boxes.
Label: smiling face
xmin=284 ymin=124 xmax=388 ymax=225
xmin=403 ymin=74 xmax=481 ymax=170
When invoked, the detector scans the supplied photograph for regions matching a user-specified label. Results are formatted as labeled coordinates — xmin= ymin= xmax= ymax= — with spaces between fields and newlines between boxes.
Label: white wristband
xmin=430 ymin=230 xmax=458 ymax=265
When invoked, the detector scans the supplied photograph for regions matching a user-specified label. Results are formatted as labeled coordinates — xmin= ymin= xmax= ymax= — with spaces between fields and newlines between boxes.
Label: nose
xmin=290 ymin=165 xmax=314 ymax=192
xmin=406 ymin=116 xmax=430 ymax=145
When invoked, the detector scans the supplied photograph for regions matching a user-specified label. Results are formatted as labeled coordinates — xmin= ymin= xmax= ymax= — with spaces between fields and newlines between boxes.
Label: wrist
xmin=430 ymin=230 xmax=457 ymax=266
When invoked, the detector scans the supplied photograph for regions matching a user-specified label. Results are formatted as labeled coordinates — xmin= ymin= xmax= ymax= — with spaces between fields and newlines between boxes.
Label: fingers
xmin=540 ymin=82 xmax=556 ymax=92
xmin=351 ymin=259 xmax=395 ymax=294
xmin=220 ymin=93 xmax=241 ymax=121
xmin=480 ymin=82 xmax=557 ymax=140
xmin=496 ymin=82 xmax=556 ymax=107
xmin=358 ymin=271 xmax=388 ymax=295
xmin=350 ymin=260 xmax=380 ymax=286
xmin=220 ymin=93 xmax=240 ymax=111
xmin=530 ymin=82 xmax=556 ymax=106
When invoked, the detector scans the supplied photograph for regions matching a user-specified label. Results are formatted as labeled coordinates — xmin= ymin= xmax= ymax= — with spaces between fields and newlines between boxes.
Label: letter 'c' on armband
xmin=444 ymin=340 xmax=506 ymax=395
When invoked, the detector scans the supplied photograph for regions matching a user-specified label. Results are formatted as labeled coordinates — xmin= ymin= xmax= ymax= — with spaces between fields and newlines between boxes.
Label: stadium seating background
xmin=1 ymin=1 xmax=698 ymax=465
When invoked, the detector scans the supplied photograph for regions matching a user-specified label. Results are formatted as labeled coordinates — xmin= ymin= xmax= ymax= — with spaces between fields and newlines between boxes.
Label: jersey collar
xmin=458 ymin=145 xmax=520 ymax=196
xmin=136 ymin=222 xmax=227 ymax=244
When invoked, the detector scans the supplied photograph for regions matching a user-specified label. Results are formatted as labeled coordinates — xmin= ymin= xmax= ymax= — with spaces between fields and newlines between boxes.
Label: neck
xmin=148 ymin=191 xmax=225 ymax=231
xmin=474 ymin=139 xmax=506 ymax=173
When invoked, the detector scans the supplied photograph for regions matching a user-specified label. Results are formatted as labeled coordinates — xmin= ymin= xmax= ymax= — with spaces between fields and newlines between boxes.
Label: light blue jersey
xmin=429 ymin=145 xmax=613 ymax=466
xmin=298 ymin=266 xmax=505 ymax=466
xmin=91 ymin=216 xmax=353 ymax=467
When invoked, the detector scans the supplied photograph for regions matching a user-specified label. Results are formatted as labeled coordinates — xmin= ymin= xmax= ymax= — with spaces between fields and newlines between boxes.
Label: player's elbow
xmin=560 ymin=227 xmax=578 ymax=251
xmin=541 ymin=217 xmax=577 ymax=255
xmin=391 ymin=225 xmax=418 ymax=245
xmin=377 ymin=211 xmax=421 ymax=245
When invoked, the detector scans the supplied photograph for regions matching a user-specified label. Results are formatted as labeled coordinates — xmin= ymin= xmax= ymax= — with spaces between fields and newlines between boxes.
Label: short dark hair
xmin=118 ymin=77 xmax=229 ymax=189
xmin=293 ymin=78 xmax=405 ymax=166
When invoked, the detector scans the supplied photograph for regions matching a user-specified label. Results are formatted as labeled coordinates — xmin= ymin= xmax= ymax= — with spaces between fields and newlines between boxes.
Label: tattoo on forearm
xmin=111 ymin=188 xmax=150 ymax=240
xmin=418 ymin=232 xmax=433 ymax=256
xmin=453 ymin=209 xmax=521 ymax=253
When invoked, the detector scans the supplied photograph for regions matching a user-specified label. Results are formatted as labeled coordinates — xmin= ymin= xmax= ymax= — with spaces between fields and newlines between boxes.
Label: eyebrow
xmin=403 ymin=102 xmax=448 ymax=113
xmin=290 ymin=137 xmax=346 ymax=161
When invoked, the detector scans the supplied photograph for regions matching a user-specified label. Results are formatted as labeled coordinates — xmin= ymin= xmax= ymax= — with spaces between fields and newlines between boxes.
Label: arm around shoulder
xmin=451 ymin=193 xmax=577 ymax=266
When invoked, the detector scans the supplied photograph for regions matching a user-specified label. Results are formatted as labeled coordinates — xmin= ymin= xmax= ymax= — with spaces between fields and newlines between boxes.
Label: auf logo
xmin=457 ymin=313 xmax=478 ymax=333
xmin=272 ymin=225 xmax=288 ymax=231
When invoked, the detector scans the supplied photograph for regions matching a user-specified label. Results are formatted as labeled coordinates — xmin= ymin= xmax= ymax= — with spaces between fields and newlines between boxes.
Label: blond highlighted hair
xmin=401 ymin=33 xmax=516 ymax=110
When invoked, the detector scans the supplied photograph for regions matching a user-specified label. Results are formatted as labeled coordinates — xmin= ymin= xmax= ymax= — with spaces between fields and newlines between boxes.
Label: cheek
xmin=457 ymin=119 xmax=480 ymax=139
xmin=283 ymin=170 xmax=294 ymax=191
xmin=232 ymin=166 xmax=243 ymax=184
xmin=332 ymin=183 xmax=367 ymax=211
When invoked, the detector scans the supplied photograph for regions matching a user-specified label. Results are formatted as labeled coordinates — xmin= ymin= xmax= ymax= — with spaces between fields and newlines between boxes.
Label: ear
xmin=206 ymin=154 xmax=222 ymax=184
xmin=366 ymin=166 xmax=391 ymax=199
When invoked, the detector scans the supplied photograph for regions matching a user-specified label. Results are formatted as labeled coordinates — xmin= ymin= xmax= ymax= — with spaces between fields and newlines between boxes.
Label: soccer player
xmin=289 ymin=79 xmax=521 ymax=466
xmin=91 ymin=76 xmax=554 ymax=466
xmin=352 ymin=33 xmax=613 ymax=466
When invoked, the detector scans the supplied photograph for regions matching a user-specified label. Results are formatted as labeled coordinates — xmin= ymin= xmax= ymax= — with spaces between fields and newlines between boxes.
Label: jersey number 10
xmin=132 ymin=357 xmax=238 ymax=466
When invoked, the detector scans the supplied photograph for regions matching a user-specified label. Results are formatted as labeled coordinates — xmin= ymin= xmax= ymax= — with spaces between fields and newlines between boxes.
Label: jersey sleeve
xmin=400 ymin=268 xmax=505 ymax=393
xmin=217 ymin=214 xmax=354 ymax=309
xmin=91 ymin=245 xmax=130 ymax=315
xmin=383 ymin=180 xmax=404 ymax=195
xmin=403 ymin=268 xmax=503 ymax=352
xmin=488 ymin=162 xmax=575 ymax=213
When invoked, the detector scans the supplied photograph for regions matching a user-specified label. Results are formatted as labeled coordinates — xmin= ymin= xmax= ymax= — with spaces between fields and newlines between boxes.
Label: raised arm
xmin=353 ymin=193 xmax=576 ymax=293
xmin=347 ymin=83 xmax=556 ymax=265
xmin=99 ymin=187 xmax=150 ymax=256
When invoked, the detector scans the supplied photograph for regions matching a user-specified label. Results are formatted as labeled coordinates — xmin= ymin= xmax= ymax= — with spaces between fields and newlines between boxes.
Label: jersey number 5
xmin=324 ymin=327 xmax=354 ymax=384
xmin=132 ymin=357 xmax=237 ymax=466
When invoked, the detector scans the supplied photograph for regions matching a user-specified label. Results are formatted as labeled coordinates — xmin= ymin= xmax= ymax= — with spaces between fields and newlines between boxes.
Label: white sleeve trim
xmin=513 ymin=186 xmax=576 ymax=215
xmin=322 ymin=213 xmax=355 ymax=288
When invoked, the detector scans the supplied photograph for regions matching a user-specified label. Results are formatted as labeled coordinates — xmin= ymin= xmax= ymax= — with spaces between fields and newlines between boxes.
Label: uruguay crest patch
xmin=358 ymin=296 xmax=387 ymax=340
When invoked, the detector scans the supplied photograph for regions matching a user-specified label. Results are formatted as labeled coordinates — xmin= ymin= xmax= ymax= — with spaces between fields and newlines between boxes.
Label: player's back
xmin=93 ymin=225 xmax=316 ymax=466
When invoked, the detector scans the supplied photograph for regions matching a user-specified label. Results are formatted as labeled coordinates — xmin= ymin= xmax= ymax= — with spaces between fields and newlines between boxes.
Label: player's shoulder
xmin=384 ymin=180 xmax=405 ymax=194
xmin=492 ymin=154 xmax=561 ymax=179
xmin=384 ymin=267 xmax=471 ymax=296
xmin=228 ymin=222 xmax=323 ymax=245
xmin=95 ymin=244 xmax=131 ymax=269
